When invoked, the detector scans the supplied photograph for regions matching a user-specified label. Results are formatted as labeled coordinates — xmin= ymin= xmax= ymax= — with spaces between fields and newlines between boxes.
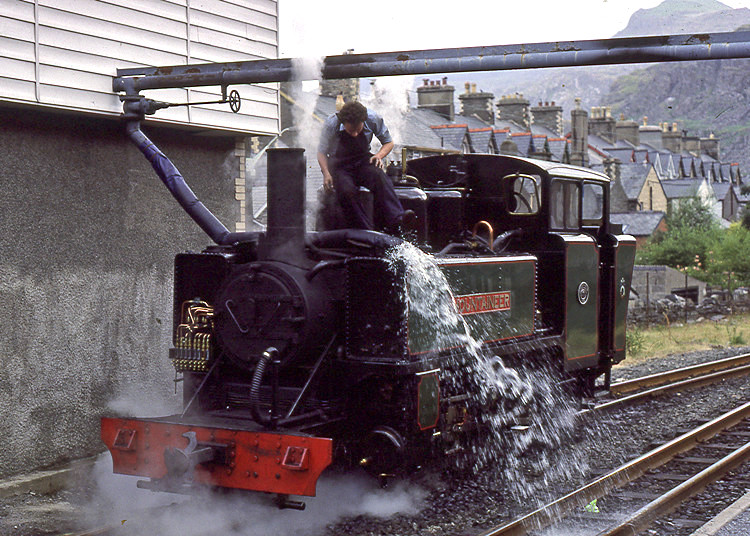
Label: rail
xmin=610 ymin=353 xmax=750 ymax=396
xmin=597 ymin=440 xmax=750 ymax=536
xmin=477 ymin=401 xmax=750 ymax=536
xmin=596 ymin=365 xmax=750 ymax=416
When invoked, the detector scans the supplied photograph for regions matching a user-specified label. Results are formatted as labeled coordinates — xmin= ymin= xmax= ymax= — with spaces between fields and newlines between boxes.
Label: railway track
xmin=477 ymin=401 xmax=750 ymax=536
xmin=593 ymin=353 xmax=750 ymax=412
xmin=610 ymin=353 xmax=750 ymax=396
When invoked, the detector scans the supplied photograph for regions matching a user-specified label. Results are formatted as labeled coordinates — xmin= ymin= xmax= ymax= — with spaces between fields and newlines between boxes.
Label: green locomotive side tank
xmin=408 ymin=256 xmax=537 ymax=356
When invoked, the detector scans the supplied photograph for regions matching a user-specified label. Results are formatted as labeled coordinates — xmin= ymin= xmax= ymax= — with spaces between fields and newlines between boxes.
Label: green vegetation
xmin=716 ymin=124 xmax=750 ymax=136
xmin=623 ymin=313 xmax=750 ymax=363
xmin=610 ymin=70 xmax=655 ymax=100
xmin=628 ymin=197 xmax=750 ymax=363
xmin=637 ymin=196 xmax=750 ymax=288
xmin=625 ymin=326 xmax=646 ymax=357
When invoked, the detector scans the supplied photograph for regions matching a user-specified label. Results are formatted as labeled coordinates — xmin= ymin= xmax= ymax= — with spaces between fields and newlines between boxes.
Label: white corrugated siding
xmin=1 ymin=0 xmax=279 ymax=134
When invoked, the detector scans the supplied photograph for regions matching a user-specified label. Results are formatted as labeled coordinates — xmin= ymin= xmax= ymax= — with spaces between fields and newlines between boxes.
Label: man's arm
xmin=368 ymin=111 xmax=394 ymax=170
xmin=318 ymin=115 xmax=337 ymax=191
xmin=370 ymin=141 xmax=394 ymax=170
xmin=317 ymin=152 xmax=334 ymax=191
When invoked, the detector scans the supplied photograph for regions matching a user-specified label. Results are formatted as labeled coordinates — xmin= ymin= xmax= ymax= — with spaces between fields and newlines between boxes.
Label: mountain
xmin=614 ymin=0 xmax=747 ymax=37
xmin=604 ymin=57 xmax=750 ymax=170
xmin=602 ymin=0 xmax=750 ymax=170
xmin=434 ymin=0 xmax=750 ymax=153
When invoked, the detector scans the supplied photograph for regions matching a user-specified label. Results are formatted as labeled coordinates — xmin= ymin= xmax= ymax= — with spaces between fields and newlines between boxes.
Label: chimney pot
xmin=442 ymin=77 xmax=447 ymax=85
xmin=465 ymin=82 xmax=471 ymax=90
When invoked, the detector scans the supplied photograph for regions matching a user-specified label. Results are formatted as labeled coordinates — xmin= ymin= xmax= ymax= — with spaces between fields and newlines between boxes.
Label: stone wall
xmin=0 ymin=105 xmax=243 ymax=477
xmin=629 ymin=293 xmax=750 ymax=326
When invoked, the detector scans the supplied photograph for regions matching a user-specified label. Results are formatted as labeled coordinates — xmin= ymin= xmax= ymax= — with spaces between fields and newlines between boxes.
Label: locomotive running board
xmin=101 ymin=416 xmax=332 ymax=497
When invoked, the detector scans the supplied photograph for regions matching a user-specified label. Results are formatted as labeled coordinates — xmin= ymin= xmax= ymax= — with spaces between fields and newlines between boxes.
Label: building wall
xmin=723 ymin=189 xmax=740 ymax=221
xmin=0 ymin=106 xmax=245 ymax=477
xmin=2 ymin=0 xmax=279 ymax=134
xmin=637 ymin=167 xmax=668 ymax=212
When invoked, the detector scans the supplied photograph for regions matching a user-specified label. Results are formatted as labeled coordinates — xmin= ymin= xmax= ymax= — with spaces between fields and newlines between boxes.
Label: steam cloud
xmin=362 ymin=75 xmax=415 ymax=162
xmin=87 ymin=453 xmax=425 ymax=535
xmin=289 ymin=56 xmax=326 ymax=155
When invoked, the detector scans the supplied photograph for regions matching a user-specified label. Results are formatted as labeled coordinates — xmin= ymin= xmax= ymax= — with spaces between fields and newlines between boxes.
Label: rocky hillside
xmin=601 ymin=0 xmax=750 ymax=171
xmin=614 ymin=0 xmax=748 ymax=37
xmin=440 ymin=0 xmax=750 ymax=170
xmin=605 ymin=57 xmax=750 ymax=171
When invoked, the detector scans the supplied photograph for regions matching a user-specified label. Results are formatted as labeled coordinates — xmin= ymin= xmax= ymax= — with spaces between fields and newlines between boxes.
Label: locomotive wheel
xmin=356 ymin=426 xmax=406 ymax=477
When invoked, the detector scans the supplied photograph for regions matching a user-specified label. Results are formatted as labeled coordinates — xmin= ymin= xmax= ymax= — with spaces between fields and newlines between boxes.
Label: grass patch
xmin=621 ymin=313 xmax=750 ymax=365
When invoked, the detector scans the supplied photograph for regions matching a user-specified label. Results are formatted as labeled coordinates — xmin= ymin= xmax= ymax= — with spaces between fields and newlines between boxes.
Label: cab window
xmin=550 ymin=179 xmax=579 ymax=230
xmin=504 ymin=173 xmax=540 ymax=215
xmin=582 ymin=182 xmax=604 ymax=225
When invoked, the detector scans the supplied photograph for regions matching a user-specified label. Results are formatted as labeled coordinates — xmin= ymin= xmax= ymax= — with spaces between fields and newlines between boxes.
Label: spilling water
xmin=388 ymin=241 xmax=592 ymax=500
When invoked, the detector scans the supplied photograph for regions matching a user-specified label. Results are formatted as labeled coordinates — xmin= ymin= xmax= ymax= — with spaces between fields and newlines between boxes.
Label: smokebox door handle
xmin=225 ymin=299 xmax=250 ymax=334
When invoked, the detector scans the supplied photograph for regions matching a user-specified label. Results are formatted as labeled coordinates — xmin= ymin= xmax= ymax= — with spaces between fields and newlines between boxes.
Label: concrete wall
xmin=0 ymin=105 xmax=244 ymax=477
xmin=631 ymin=265 xmax=707 ymax=305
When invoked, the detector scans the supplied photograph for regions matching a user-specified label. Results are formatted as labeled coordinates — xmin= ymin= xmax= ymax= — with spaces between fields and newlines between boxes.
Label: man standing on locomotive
xmin=317 ymin=101 xmax=414 ymax=233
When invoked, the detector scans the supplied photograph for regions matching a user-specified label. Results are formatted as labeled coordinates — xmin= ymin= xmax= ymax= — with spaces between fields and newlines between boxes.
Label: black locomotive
xmin=102 ymin=117 xmax=635 ymax=508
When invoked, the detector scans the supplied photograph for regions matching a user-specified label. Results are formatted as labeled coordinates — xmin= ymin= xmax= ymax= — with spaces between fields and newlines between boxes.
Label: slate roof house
xmin=602 ymin=162 xmax=668 ymax=214
xmin=610 ymin=211 xmax=667 ymax=248
xmin=586 ymin=107 xmax=744 ymax=225
xmin=711 ymin=181 xmax=742 ymax=221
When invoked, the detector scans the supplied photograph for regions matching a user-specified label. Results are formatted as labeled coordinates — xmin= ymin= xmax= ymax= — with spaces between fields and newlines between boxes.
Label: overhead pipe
xmin=113 ymin=31 xmax=750 ymax=92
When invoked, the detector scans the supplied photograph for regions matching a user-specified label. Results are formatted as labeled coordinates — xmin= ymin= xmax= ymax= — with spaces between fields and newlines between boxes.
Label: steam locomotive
xmin=101 ymin=118 xmax=635 ymax=508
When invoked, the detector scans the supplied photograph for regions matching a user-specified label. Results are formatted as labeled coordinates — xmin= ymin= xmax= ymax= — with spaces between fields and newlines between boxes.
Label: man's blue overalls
xmin=330 ymin=127 xmax=405 ymax=231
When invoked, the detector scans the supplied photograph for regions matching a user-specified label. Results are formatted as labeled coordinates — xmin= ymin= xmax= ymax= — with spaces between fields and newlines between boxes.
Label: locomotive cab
xmin=405 ymin=154 xmax=635 ymax=384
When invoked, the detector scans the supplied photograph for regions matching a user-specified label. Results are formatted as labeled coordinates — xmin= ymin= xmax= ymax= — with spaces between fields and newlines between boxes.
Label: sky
xmin=278 ymin=0 xmax=750 ymax=58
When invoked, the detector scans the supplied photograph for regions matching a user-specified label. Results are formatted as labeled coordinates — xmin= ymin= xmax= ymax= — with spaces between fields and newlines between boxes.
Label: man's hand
xmin=323 ymin=170 xmax=334 ymax=192
xmin=369 ymin=154 xmax=386 ymax=170
xmin=370 ymin=141 xmax=393 ymax=170
xmin=318 ymin=152 xmax=334 ymax=192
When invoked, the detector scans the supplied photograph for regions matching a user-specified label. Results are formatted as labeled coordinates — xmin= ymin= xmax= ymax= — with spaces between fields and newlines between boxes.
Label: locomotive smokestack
xmin=261 ymin=148 xmax=306 ymax=261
